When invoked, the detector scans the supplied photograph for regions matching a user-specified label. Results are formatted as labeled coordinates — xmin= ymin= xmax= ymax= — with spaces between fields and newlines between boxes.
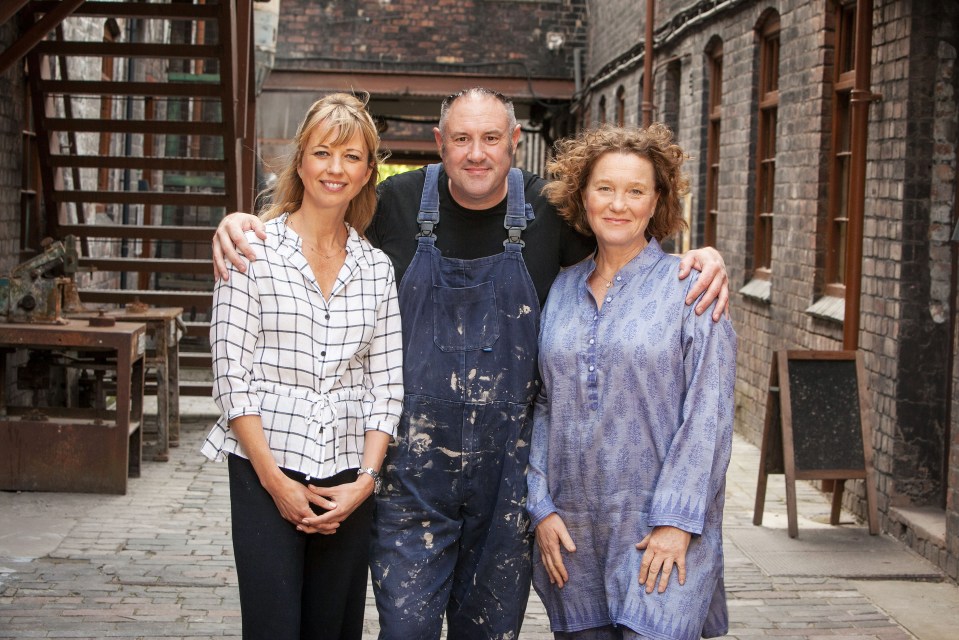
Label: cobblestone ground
xmin=0 ymin=414 xmax=919 ymax=639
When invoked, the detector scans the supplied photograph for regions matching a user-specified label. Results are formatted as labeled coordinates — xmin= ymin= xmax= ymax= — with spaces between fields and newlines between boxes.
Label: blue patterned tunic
xmin=527 ymin=239 xmax=736 ymax=639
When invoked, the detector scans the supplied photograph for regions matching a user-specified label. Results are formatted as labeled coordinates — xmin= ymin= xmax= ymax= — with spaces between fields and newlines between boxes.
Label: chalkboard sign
xmin=753 ymin=350 xmax=878 ymax=538
xmin=786 ymin=358 xmax=864 ymax=473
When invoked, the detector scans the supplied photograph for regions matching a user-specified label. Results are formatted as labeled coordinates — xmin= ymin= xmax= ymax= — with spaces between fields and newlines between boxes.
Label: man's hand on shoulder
xmin=678 ymin=247 xmax=729 ymax=322
xmin=213 ymin=212 xmax=266 ymax=281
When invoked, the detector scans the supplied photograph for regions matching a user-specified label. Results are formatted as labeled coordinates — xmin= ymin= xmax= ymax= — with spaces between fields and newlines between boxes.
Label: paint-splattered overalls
xmin=371 ymin=164 xmax=539 ymax=639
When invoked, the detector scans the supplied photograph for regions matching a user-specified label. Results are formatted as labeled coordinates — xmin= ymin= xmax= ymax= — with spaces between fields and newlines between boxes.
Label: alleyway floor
xmin=1 ymin=400 xmax=956 ymax=639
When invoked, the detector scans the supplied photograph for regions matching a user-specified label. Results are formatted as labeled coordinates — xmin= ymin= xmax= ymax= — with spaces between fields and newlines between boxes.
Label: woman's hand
xmin=636 ymin=525 xmax=692 ymax=594
xmin=297 ymin=475 xmax=375 ymax=535
xmin=678 ymin=247 xmax=729 ymax=321
xmin=213 ymin=212 xmax=266 ymax=281
xmin=534 ymin=513 xmax=577 ymax=588
xmin=263 ymin=472 xmax=337 ymax=532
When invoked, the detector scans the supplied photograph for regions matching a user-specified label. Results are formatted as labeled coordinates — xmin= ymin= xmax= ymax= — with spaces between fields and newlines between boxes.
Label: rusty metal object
xmin=16 ymin=350 xmax=53 ymax=390
xmin=88 ymin=310 xmax=116 ymax=327
xmin=125 ymin=297 xmax=149 ymax=314
xmin=61 ymin=278 xmax=85 ymax=313
xmin=0 ymin=236 xmax=79 ymax=324
xmin=0 ymin=320 xmax=147 ymax=494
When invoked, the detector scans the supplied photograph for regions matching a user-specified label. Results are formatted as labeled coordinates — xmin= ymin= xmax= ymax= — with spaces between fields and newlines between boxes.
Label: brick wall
xmin=0 ymin=20 xmax=23 ymax=275
xmin=580 ymin=0 xmax=959 ymax=581
xmin=275 ymin=0 xmax=588 ymax=78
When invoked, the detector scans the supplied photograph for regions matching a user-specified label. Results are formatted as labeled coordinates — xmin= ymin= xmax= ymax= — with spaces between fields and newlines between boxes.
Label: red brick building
xmin=579 ymin=0 xmax=959 ymax=580
xmin=257 ymin=0 xmax=588 ymax=174
xmin=2 ymin=0 xmax=958 ymax=584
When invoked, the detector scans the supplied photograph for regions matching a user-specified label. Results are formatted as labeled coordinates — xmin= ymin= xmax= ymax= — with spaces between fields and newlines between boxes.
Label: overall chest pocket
xmin=431 ymin=281 xmax=500 ymax=352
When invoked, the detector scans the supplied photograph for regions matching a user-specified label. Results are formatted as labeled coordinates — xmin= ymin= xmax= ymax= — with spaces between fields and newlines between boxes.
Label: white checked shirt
xmin=202 ymin=214 xmax=403 ymax=480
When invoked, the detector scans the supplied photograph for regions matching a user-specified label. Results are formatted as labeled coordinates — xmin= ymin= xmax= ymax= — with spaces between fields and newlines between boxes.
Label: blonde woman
xmin=202 ymin=93 xmax=403 ymax=640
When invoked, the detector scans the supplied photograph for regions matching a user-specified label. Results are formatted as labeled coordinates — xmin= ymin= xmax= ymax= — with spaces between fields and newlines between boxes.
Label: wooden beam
xmin=51 ymin=190 xmax=228 ymax=207
xmin=30 ymin=1 xmax=219 ymax=19
xmin=0 ymin=0 xmax=30 ymax=26
xmin=79 ymin=257 xmax=210 ymax=274
xmin=78 ymin=288 xmax=212 ymax=308
xmin=60 ymin=224 xmax=216 ymax=242
xmin=33 ymin=41 xmax=222 ymax=59
xmin=44 ymin=117 xmax=224 ymax=136
xmin=39 ymin=79 xmax=225 ymax=97
xmin=0 ymin=0 xmax=85 ymax=75
xmin=50 ymin=155 xmax=225 ymax=172
xmin=263 ymin=69 xmax=575 ymax=103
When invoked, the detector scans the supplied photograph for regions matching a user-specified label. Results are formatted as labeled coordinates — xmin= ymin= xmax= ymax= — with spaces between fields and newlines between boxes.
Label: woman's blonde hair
xmin=543 ymin=123 xmax=689 ymax=241
xmin=258 ymin=92 xmax=386 ymax=234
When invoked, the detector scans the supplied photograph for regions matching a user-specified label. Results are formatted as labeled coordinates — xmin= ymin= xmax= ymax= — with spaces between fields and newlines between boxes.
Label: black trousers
xmin=228 ymin=454 xmax=373 ymax=640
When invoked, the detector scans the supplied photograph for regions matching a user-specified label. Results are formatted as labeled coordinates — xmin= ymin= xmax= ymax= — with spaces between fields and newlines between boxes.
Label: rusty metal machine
xmin=0 ymin=236 xmax=150 ymax=494
xmin=0 ymin=236 xmax=82 ymax=324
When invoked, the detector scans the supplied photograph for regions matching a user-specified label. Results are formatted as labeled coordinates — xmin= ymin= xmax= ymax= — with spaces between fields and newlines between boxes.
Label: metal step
xmin=79 ymin=288 xmax=212 ymax=310
xmin=33 ymin=41 xmax=221 ymax=60
xmin=51 ymin=190 xmax=228 ymax=207
xmin=30 ymin=1 xmax=221 ymax=20
xmin=44 ymin=118 xmax=225 ymax=136
xmin=182 ymin=321 xmax=212 ymax=338
xmin=50 ymin=155 xmax=225 ymax=172
xmin=79 ymin=257 xmax=210 ymax=275
xmin=40 ymin=79 xmax=225 ymax=98
xmin=179 ymin=353 xmax=212 ymax=368
xmin=61 ymin=224 xmax=217 ymax=242
xmin=175 ymin=380 xmax=214 ymax=397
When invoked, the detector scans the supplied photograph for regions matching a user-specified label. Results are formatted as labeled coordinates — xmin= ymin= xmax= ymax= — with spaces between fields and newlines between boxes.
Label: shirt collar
xmin=584 ymin=237 xmax=665 ymax=287
xmin=273 ymin=212 xmax=372 ymax=271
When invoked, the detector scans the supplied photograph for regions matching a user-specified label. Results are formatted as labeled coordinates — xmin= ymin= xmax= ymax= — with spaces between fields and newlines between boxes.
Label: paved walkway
xmin=0 ymin=401 xmax=955 ymax=639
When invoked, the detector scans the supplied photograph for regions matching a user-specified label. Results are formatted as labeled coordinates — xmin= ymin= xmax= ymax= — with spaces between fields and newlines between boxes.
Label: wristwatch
xmin=357 ymin=467 xmax=381 ymax=493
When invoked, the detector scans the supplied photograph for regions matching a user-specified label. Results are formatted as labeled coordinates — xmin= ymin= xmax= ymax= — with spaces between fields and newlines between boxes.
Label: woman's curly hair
xmin=258 ymin=92 xmax=388 ymax=235
xmin=543 ymin=123 xmax=690 ymax=241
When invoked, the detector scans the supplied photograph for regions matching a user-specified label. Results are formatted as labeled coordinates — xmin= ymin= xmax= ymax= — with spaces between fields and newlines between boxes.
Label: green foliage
xmin=378 ymin=163 xmax=422 ymax=182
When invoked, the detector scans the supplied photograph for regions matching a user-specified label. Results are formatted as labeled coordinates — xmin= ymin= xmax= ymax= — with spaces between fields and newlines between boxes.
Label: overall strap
xmin=416 ymin=163 xmax=443 ymax=240
xmin=503 ymin=167 xmax=533 ymax=249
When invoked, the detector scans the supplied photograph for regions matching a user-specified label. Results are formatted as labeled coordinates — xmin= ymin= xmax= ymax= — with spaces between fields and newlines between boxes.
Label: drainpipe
xmin=947 ymin=162 xmax=959 ymax=509
xmin=842 ymin=0 xmax=877 ymax=349
xmin=573 ymin=47 xmax=583 ymax=95
xmin=641 ymin=0 xmax=655 ymax=127
xmin=120 ymin=17 xmax=137 ymax=289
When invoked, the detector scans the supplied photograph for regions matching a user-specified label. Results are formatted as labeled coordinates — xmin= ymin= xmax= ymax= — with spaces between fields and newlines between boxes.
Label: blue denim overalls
xmin=371 ymin=164 xmax=539 ymax=639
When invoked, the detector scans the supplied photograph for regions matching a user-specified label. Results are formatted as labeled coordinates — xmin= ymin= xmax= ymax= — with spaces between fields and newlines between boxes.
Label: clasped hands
xmin=535 ymin=513 xmax=692 ymax=593
xmin=264 ymin=471 xmax=376 ymax=534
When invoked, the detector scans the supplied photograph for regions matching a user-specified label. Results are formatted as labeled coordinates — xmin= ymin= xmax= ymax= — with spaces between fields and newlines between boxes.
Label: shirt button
xmin=616 ymin=276 xmax=622 ymax=281
xmin=325 ymin=313 xmax=330 ymax=320
xmin=320 ymin=351 xmax=326 ymax=357
xmin=588 ymin=338 xmax=594 ymax=345
xmin=588 ymin=365 xmax=594 ymax=372
xmin=605 ymin=296 xmax=612 ymax=303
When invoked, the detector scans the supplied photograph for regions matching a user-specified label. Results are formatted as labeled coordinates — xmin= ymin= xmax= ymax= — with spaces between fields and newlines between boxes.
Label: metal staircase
xmin=2 ymin=0 xmax=258 ymax=395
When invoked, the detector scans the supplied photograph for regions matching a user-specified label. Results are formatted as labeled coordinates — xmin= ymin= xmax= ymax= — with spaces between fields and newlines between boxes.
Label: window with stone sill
xmin=615 ymin=85 xmax=626 ymax=127
xmin=806 ymin=294 xmax=845 ymax=324
xmin=704 ymin=40 xmax=723 ymax=249
xmin=824 ymin=0 xmax=858 ymax=300
xmin=739 ymin=278 xmax=771 ymax=304
xmin=752 ymin=13 xmax=779 ymax=281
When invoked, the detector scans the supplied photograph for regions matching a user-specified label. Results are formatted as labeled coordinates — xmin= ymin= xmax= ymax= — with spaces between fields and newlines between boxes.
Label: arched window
xmin=824 ymin=0 xmax=857 ymax=298
xmin=615 ymin=86 xmax=626 ymax=126
xmin=752 ymin=12 xmax=780 ymax=280
xmin=704 ymin=40 xmax=723 ymax=248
